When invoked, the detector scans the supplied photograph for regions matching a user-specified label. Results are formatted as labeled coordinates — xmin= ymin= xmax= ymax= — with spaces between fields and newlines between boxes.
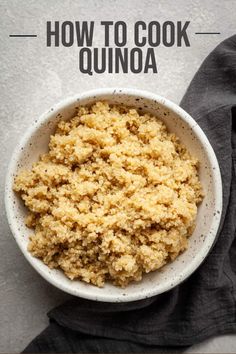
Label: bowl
xmin=5 ymin=88 xmax=222 ymax=302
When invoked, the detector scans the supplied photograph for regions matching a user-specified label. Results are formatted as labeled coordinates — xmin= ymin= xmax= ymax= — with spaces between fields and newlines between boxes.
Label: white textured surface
xmin=0 ymin=0 xmax=236 ymax=352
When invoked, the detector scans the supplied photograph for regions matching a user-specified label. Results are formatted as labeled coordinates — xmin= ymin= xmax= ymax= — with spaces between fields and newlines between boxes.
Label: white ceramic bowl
xmin=5 ymin=88 xmax=222 ymax=302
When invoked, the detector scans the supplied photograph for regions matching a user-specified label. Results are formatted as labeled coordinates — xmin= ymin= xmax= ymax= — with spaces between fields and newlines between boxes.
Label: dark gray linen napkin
xmin=23 ymin=35 xmax=236 ymax=353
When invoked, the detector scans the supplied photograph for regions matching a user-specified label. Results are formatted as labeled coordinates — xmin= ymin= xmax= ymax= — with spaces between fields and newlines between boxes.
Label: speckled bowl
xmin=5 ymin=88 xmax=222 ymax=302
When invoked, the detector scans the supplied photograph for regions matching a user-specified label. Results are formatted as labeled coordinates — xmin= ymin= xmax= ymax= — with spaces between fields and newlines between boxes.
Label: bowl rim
xmin=4 ymin=88 xmax=223 ymax=302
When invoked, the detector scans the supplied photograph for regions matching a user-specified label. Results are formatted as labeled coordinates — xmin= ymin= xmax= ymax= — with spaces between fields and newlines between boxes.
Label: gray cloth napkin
xmin=24 ymin=35 xmax=236 ymax=353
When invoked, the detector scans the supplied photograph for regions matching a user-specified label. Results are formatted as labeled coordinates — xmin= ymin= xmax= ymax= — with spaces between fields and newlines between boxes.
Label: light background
xmin=1 ymin=0 xmax=236 ymax=352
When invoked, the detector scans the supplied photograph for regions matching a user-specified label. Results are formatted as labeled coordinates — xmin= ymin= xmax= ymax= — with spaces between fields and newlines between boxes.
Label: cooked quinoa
xmin=13 ymin=101 xmax=203 ymax=287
